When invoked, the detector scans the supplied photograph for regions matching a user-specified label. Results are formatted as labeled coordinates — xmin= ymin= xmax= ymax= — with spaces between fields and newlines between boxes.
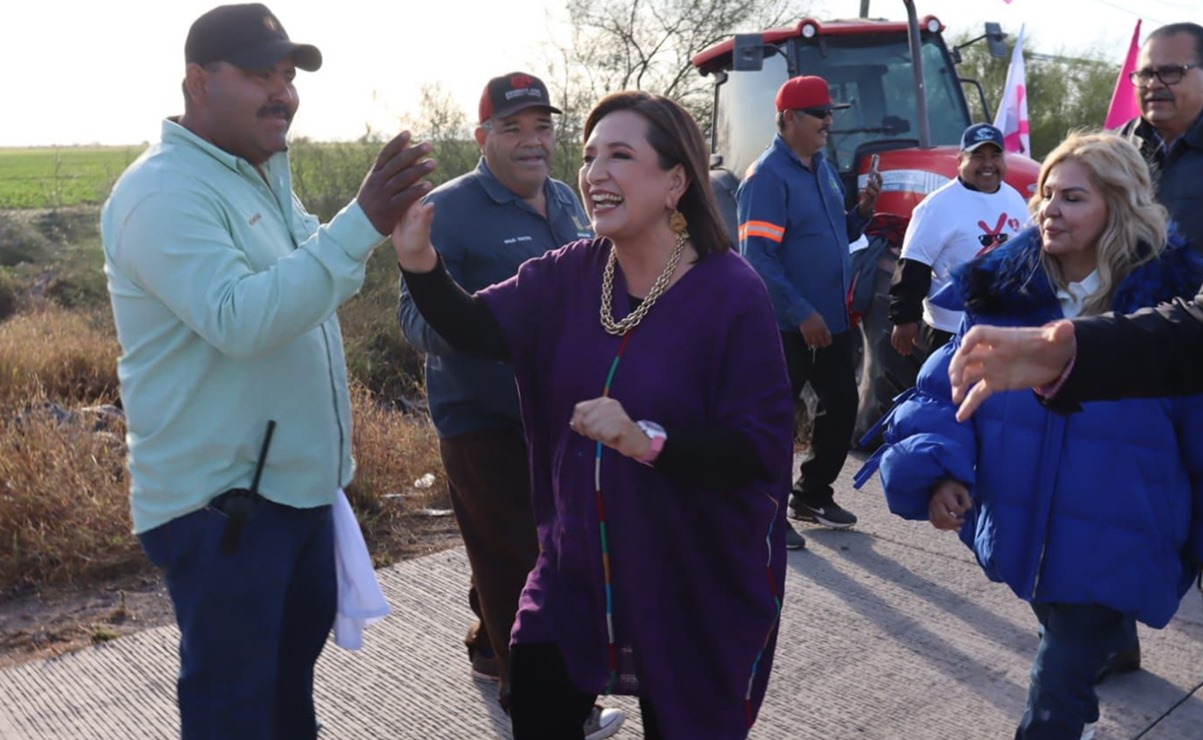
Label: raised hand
xmin=857 ymin=170 xmax=882 ymax=219
xmin=950 ymin=320 xmax=1076 ymax=422
xmin=391 ymin=200 xmax=438 ymax=273
xmin=357 ymin=131 xmax=436 ymax=236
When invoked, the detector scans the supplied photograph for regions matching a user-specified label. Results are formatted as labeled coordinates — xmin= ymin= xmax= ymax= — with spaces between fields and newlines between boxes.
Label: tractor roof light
xmin=798 ymin=19 xmax=820 ymax=39
xmin=922 ymin=15 xmax=944 ymax=33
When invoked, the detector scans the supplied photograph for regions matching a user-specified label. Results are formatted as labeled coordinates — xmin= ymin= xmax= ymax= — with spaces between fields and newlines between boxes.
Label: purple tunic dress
xmin=479 ymin=238 xmax=794 ymax=738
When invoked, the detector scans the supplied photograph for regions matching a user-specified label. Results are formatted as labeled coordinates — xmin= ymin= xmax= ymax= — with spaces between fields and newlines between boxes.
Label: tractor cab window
xmin=796 ymin=33 xmax=971 ymax=177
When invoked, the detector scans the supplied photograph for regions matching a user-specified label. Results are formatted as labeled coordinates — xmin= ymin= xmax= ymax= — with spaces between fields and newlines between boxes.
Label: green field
xmin=0 ymin=137 xmax=492 ymax=214
xmin=0 ymin=147 xmax=147 ymax=210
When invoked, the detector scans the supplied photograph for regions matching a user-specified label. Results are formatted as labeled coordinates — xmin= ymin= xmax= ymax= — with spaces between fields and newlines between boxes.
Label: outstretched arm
xmin=1060 ymin=296 xmax=1203 ymax=402
xmin=950 ymin=320 xmax=1076 ymax=421
xmin=952 ymin=292 xmax=1203 ymax=421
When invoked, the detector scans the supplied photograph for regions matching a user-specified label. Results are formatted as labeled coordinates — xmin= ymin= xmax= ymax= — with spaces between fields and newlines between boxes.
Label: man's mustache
xmin=258 ymin=104 xmax=294 ymax=121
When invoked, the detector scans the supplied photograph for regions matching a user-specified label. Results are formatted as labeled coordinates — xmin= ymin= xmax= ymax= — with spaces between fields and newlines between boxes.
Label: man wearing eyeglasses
xmin=889 ymin=123 xmax=1030 ymax=358
xmin=738 ymin=76 xmax=881 ymax=548
xmin=1119 ymin=22 xmax=1203 ymax=249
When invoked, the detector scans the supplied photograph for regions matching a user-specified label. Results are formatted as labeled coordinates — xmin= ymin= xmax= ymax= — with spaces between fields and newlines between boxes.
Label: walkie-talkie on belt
xmin=218 ymin=419 xmax=276 ymax=554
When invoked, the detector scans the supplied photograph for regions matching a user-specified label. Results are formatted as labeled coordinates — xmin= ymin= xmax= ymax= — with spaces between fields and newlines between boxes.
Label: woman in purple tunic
xmin=395 ymin=91 xmax=794 ymax=739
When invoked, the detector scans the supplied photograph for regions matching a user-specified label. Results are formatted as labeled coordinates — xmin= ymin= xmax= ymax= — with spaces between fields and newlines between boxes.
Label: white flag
xmin=993 ymin=25 xmax=1030 ymax=156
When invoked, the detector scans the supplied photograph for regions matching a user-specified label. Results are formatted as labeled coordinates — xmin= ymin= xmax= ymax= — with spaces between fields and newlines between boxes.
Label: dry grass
xmin=0 ymin=307 xmax=132 ymax=592
xmin=0 ymin=306 xmax=119 ymax=406
xmin=0 ymin=305 xmax=449 ymax=597
xmin=0 ymin=392 xmax=135 ymax=592
xmin=344 ymin=384 xmax=451 ymax=567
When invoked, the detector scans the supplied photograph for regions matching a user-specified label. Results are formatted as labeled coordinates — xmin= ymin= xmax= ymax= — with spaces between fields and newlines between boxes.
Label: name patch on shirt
xmin=503 ymin=235 xmax=534 ymax=245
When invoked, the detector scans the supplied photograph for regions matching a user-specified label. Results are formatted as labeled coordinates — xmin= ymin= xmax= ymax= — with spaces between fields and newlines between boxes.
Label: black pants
xmin=782 ymin=329 xmax=858 ymax=506
xmin=440 ymin=426 xmax=540 ymax=697
xmin=922 ymin=324 xmax=955 ymax=356
xmin=510 ymin=642 xmax=662 ymax=739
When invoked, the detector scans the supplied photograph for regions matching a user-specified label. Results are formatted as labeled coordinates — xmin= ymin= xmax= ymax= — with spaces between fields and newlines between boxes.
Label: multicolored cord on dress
xmin=744 ymin=491 xmax=783 ymax=728
xmin=595 ymin=329 xmax=635 ymax=694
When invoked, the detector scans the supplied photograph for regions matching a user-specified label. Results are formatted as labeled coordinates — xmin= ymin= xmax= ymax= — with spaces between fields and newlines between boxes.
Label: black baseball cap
xmin=185 ymin=4 xmax=322 ymax=72
xmin=478 ymin=72 xmax=562 ymax=124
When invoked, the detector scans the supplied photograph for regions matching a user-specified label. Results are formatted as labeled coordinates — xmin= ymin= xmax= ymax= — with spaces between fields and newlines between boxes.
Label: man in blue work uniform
xmin=738 ymin=75 xmax=881 ymax=550
xmin=397 ymin=72 xmax=622 ymax=738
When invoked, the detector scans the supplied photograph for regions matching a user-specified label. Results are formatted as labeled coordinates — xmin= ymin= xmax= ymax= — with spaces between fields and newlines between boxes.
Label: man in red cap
xmin=737 ymin=75 xmax=881 ymax=549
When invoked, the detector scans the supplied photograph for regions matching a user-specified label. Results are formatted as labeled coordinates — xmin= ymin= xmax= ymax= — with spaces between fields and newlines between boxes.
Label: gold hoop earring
xmin=668 ymin=209 xmax=688 ymax=236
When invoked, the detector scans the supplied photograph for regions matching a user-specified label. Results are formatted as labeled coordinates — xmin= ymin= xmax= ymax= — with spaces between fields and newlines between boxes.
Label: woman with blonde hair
xmin=862 ymin=131 xmax=1203 ymax=738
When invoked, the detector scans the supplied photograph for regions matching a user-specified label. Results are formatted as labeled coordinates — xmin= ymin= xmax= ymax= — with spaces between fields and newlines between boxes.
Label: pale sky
xmin=1 ymin=0 xmax=1195 ymax=147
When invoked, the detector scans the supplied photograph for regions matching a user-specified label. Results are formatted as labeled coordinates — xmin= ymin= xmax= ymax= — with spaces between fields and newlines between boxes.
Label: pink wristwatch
xmin=635 ymin=421 xmax=667 ymax=466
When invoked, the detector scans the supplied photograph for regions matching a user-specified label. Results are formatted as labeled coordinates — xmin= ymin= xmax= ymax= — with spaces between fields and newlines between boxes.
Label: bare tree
xmin=540 ymin=0 xmax=810 ymax=186
xmin=563 ymin=0 xmax=805 ymax=108
xmin=398 ymin=82 xmax=478 ymax=183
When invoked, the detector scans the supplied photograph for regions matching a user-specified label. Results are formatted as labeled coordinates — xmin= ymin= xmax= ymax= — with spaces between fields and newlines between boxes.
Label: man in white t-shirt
xmin=889 ymin=123 xmax=1030 ymax=356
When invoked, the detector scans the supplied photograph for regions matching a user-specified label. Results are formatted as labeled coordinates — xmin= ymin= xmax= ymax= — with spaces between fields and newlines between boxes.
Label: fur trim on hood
xmin=933 ymin=225 xmax=1203 ymax=319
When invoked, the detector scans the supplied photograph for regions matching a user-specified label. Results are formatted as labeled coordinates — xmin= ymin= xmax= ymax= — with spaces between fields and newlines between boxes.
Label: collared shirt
xmin=736 ymin=134 xmax=867 ymax=333
xmin=1119 ymin=112 xmax=1203 ymax=249
xmin=397 ymin=158 xmax=592 ymax=438
xmin=1055 ymin=269 xmax=1101 ymax=319
xmin=102 ymin=119 xmax=383 ymax=533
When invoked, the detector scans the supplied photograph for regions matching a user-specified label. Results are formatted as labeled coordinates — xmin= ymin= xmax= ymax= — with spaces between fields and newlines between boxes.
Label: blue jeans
xmin=1015 ymin=602 xmax=1137 ymax=739
xmin=139 ymin=495 xmax=336 ymax=740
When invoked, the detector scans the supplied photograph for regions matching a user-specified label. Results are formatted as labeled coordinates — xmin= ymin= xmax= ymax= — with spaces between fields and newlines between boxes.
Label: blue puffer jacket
xmin=867 ymin=226 xmax=1203 ymax=628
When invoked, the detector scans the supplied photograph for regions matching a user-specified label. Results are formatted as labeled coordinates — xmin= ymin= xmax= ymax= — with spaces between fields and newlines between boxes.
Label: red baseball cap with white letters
xmin=478 ymin=72 xmax=563 ymax=123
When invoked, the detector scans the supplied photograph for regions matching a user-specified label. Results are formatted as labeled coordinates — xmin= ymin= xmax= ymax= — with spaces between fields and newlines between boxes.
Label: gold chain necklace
xmin=599 ymin=232 xmax=688 ymax=336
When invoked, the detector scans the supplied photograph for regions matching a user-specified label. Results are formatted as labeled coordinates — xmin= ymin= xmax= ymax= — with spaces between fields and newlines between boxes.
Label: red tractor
xmin=692 ymin=0 xmax=1040 ymax=444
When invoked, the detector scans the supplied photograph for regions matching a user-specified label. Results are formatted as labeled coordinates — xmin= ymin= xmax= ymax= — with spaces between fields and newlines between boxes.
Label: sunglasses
xmin=977 ymin=233 xmax=1010 ymax=248
xmin=1129 ymin=63 xmax=1200 ymax=86
xmin=797 ymin=108 xmax=835 ymax=119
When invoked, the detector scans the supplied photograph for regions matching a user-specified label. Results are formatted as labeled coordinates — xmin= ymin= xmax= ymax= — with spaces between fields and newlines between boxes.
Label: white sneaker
xmin=584 ymin=705 xmax=625 ymax=740
xmin=1081 ymin=722 xmax=1096 ymax=740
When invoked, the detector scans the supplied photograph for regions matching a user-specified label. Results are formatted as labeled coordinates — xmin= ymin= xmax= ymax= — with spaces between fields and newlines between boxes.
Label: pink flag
xmin=1105 ymin=20 xmax=1143 ymax=129
xmin=993 ymin=25 xmax=1030 ymax=156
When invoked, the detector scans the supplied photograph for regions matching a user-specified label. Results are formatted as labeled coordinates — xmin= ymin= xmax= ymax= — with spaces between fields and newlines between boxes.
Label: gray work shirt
xmin=398 ymin=158 xmax=592 ymax=437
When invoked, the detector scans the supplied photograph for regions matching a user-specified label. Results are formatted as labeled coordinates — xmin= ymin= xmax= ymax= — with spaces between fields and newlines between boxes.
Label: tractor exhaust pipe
xmin=903 ymin=0 xmax=932 ymax=148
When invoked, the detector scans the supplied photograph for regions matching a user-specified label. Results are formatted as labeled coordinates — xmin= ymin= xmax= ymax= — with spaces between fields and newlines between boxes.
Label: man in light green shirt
xmin=100 ymin=4 xmax=432 ymax=737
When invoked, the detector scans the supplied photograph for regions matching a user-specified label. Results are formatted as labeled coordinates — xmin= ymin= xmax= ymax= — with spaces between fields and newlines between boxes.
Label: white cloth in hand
xmin=332 ymin=488 xmax=390 ymax=650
